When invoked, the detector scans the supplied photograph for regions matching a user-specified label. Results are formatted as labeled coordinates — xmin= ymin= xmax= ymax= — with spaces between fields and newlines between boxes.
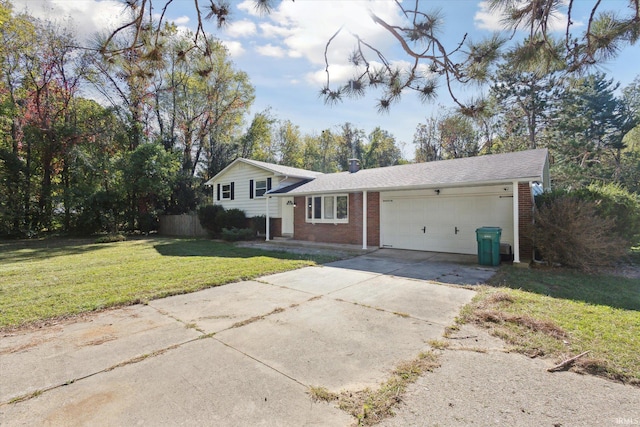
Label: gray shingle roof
xmin=280 ymin=149 xmax=549 ymax=195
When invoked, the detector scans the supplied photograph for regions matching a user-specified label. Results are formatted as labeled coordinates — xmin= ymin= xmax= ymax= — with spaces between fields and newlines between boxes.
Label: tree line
xmin=0 ymin=3 xmax=408 ymax=237
xmin=415 ymin=71 xmax=640 ymax=192
xmin=0 ymin=1 xmax=639 ymax=238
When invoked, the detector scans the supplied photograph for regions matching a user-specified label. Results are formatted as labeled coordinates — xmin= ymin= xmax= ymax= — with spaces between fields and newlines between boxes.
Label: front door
xmin=281 ymin=197 xmax=294 ymax=236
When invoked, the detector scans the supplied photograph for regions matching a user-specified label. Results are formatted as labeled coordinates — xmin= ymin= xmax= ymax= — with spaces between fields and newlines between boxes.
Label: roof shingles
xmin=280 ymin=149 xmax=549 ymax=195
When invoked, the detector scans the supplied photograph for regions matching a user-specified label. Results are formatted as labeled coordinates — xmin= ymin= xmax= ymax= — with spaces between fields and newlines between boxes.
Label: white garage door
xmin=380 ymin=187 xmax=514 ymax=255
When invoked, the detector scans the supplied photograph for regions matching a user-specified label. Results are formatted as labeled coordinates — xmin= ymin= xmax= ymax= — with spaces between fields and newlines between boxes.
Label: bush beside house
xmin=534 ymin=183 xmax=640 ymax=271
xmin=197 ymin=206 xmax=257 ymax=241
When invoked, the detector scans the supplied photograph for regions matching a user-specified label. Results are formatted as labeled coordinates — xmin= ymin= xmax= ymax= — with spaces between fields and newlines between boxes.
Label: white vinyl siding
xmin=211 ymin=162 xmax=280 ymax=218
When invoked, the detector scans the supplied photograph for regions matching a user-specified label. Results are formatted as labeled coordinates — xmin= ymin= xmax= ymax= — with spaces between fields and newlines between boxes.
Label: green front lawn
xmin=462 ymin=265 xmax=640 ymax=385
xmin=0 ymin=237 xmax=333 ymax=330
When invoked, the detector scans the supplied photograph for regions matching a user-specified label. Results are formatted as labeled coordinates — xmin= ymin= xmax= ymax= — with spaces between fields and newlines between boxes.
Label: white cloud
xmin=474 ymin=0 xmax=574 ymax=32
xmin=14 ymin=0 xmax=127 ymax=41
xmin=474 ymin=1 xmax=508 ymax=31
xmin=225 ymin=19 xmax=257 ymax=38
xmin=260 ymin=0 xmax=404 ymax=66
xmin=237 ymin=0 xmax=264 ymax=18
xmin=306 ymin=64 xmax=350 ymax=87
xmin=256 ymin=43 xmax=286 ymax=58
xmin=259 ymin=22 xmax=295 ymax=39
xmin=220 ymin=40 xmax=245 ymax=57
xmin=173 ymin=16 xmax=190 ymax=26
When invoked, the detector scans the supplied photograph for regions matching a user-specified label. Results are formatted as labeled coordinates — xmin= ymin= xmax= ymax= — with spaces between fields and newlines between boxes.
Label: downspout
xmin=512 ymin=181 xmax=520 ymax=263
xmin=362 ymin=191 xmax=368 ymax=250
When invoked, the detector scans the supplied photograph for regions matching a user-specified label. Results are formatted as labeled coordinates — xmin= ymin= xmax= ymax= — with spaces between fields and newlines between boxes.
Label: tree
xmin=274 ymin=120 xmax=303 ymax=168
xmin=67 ymin=99 xmax=129 ymax=233
xmin=7 ymin=14 xmax=85 ymax=232
xmin=239 ymin=110 xmax=275 ymax=161
xmin=336 ymin=122 xmax=365 ymax=170
xmin=104 ymin=1 xmax=639 ymax=114
xmin=438 ymin=113 xmax=479 ymax=159
xmin=150 ymin=27 xmax=254 ymax=210
xmin=87 ymin=14 xmax=161 ymax=151
xmin=546 ymin=72 xmax=637 ymax=187
xmin=0 ymin=1 xmax=36 ymax=234
xmin=122 ymin=143 xmax=180 ymax=232
xmin=363 ymin=127 xmax=403 ymax=168
xmin=490 ymin=54 xmax=559 ymax=151
xmin=302 ymin=129 xmax=340 ymax=173
xmin=319 ymin=0 xmax=639 ymax=112
xmin=413 ymin=118 xmax=442 ymax=162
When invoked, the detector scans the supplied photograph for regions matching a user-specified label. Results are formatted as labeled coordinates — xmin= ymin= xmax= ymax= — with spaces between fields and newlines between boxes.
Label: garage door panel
xmin=381 ymin=191 xmax=513 ymax=255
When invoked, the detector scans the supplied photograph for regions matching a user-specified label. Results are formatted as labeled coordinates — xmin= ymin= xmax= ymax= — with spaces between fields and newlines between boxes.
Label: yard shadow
xmin=488 ymin=265 xmax=640 ymax=312
xmin=0 ymin=237 xmax=109 ymax=263
xmin=325 ymin=250 xmax=499 ymax=286
xmin=153 ymin=239 xmax=337 ymax=263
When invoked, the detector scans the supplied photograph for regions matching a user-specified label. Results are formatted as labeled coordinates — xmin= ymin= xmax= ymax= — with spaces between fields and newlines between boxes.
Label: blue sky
xmin=15 ymin=0 xmax=640 ymax=157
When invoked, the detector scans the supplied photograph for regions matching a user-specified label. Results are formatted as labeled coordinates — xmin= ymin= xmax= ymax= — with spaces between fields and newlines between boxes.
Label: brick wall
xmin=518 ymin=182 xmax=534 ymax=261
xmin=293 ymin=192 xmax=380 ymax=247
xmin=270 ymin=218 xmax=282 ymax=238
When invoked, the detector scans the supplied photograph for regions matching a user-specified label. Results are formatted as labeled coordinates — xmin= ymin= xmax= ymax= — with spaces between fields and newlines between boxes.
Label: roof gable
xmin=205 ymin=158 xmax=322 ymax=185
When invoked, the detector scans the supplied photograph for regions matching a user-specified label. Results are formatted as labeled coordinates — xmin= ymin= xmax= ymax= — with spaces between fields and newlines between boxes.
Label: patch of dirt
xmin=44 ymin=391 xmax=118 ymax=425
xmin=472 ymin=309 xmax=568 ymax=339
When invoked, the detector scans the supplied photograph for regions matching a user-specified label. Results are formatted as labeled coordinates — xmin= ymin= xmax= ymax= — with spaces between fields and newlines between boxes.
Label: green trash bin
xmin=476 ymin=227 xmax=502 ymax=266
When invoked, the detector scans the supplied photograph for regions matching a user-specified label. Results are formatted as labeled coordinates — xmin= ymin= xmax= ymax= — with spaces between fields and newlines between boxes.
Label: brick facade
xmin=518 ymin=182 xmax=534 ymax=262
xmin=293 ymin=192 xmax=380 ymax=247
xmin=270 ymin=218 xmax=282 ymax=238
xmin=291 ymin=185 xmax=534 ymax=261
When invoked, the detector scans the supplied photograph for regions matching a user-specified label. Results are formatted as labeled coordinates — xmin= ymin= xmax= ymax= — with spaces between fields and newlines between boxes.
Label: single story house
xmin=207 ymin=149 xmax=550 ymax=263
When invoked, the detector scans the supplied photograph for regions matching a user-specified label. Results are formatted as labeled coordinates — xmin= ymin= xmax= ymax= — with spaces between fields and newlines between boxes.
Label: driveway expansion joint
xmin=212 ymin=337 xmax=308 ymax=389
xmin=0 ymin=336 xmax=206 ymax=407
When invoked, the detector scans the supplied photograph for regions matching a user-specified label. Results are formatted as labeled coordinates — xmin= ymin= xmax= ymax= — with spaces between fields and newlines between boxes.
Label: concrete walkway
xmin=0 ymin=251 xmax=483 ymax=426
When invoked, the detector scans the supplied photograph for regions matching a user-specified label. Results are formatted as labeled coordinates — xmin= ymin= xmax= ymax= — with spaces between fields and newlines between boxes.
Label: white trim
xmin=204 ymin=158 xmax=319 ymax=186
xmin=362 ymin=190 xmax=368 ymax=250
xmin=305 ymin=194 xmax=349 ymax=224
xmin=513 ymin=181 xmax=520 ymax=263
xmin=255 ymin=179 xmax=267 ymax=198
xmin=266 ymin=196 xmax=270 ymax=241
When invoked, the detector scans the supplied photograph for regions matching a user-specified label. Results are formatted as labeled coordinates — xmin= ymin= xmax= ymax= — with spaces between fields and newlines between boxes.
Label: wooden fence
xmin=158 ymin=214 xmax=208 ymax=237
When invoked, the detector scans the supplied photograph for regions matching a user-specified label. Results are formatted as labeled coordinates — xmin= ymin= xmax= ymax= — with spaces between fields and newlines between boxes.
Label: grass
xmin=461 ymin=264 xmax=640 ymax=385
xmin=309 ymin=351 xmax=440 ymax=426
xmin=0 ymin=237 xmax=335 ymax=330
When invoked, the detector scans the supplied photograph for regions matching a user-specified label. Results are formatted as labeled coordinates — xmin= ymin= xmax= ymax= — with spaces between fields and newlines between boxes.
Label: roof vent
xmin=348 ymin=158 xmax=360 ymax=173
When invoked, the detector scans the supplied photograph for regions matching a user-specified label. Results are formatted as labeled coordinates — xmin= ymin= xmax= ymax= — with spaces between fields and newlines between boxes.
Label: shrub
xmin=574 ymin=183 xmax=640 ymax=246
xmin=249 ymin=215 xmax=267 ymax=234
xmin=533 ymin=196 xmax=627 ymax=271
xmin=216 ymin=208 xmax=247 ymax=230
xmin=197 ymin=205 xmax=225 ymax=235
xmin=95 ymin=234 xmax=127 ymax=244
xmin=221 ymin=227 xmax=256 ymax=242
xmin=138 ymin=212 xmax=158 ymax=234
xmin=75 ymin=190 xmax=124 ymax=235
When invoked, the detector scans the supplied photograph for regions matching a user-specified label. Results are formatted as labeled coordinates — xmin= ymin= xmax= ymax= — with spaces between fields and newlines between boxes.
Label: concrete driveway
xmin=0 ymin=250 xmax=489 ymax=426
